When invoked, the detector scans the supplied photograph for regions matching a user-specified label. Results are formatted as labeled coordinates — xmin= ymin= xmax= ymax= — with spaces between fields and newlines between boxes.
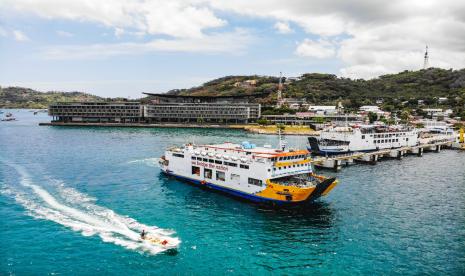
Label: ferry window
xmin=225 ymin=162 xmax=237 ymax=167
xmin=231 ymin=174 xmax=240 ymax=181
xmin=406 ymin=138 xmax=409 ymax=141
xmin=362 ymin=135 xmax=365 ymax=139
xmin=191 ymin=157 xmax=196 ymax=160
xmin=203 ymin=158 xmax=208 ymax=162
xmin=278 ymin=167 xmax=282 ymax=170
xmin=248 ymin=178 xmax=262 ymax=186
xmin=267 ymin=169 xmax=270 ymax=172
xmin=204 ymin=168 xmax=212 ymax=179
xmin=215 ymin=160 xmax=222 ymax=164
xmin=173 ymin=153 xmax=184 ymax=158
xmin=240 ymin=164 xmax=249 ymax=169
xmin=273 ymin=168 xmax=276 ymax=171
xmin=192 ymin=166 xmax=200 ymax=176
xmin=208 ymin=159 xmax=214 ymax=163
xmin=216 ymin=171 xmax=225 ymax=181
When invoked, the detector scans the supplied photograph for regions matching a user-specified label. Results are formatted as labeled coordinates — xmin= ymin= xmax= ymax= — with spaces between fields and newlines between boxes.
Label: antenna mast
xmin=423 ymin=45 xmax=429 ymax=69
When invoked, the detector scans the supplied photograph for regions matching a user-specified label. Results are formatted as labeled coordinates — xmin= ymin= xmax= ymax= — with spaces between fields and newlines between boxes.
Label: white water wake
xmin=127 ymin=157 xmax=160 ymax=168
xmin=2 ymin=163 xmax=180 ymax=255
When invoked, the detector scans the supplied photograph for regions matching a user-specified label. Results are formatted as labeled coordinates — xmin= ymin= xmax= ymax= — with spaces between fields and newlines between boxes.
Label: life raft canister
xmin=200 ymin=180 xmax=207 ymax=185
xmin=161 ymin=240 xmax=168 ymax=246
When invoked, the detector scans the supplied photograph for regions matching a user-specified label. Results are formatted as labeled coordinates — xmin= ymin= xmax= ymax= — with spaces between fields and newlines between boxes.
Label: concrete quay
xmin=312 ymin=140 xmax=462 ymax=172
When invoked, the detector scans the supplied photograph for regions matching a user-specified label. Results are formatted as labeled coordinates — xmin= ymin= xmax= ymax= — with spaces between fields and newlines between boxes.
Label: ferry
xmin=159 ymin=141 xmax=337 ymax=207
xmin=308 ymin=124 xmax=419 ymax=155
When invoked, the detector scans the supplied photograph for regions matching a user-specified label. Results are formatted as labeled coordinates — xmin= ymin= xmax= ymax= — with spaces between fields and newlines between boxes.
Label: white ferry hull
xmin=159 ymin=142 xmax=338 ymax=207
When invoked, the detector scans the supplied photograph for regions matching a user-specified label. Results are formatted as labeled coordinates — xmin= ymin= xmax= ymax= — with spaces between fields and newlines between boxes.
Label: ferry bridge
xmin=310 ymin=139 xmax=464 ymax=172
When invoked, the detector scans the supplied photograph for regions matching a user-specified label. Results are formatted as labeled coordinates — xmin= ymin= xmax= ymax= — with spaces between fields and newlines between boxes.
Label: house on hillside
xmin=233 ymin=79 xmax=257 ymax=88
xmin=308 ymin=105 xmax=337 ymax=115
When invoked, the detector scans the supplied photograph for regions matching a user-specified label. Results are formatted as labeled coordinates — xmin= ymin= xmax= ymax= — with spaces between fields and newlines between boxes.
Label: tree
xmin=276 ymin=123 xmax=285 ymax=130
xmin=400 ymin=110 xmax=411 ymax=124
xmin=368 ymin=112 xmax=377 ymax=123
xmin=257 ymin=118 xmax=269 ymax=126
xmin=313 ymin=117 xmax=325 ymax=124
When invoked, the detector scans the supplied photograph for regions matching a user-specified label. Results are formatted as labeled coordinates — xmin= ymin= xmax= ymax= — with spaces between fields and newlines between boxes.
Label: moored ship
xmin=308 ymin=124 xmax=419 ymax=155
xmin=159 ymin=141 xmax=337 ymax=207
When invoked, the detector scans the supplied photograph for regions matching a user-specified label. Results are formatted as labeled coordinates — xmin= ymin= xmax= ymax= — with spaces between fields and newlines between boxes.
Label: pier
xmin=311 ymin=140 xmax=464 ymax=172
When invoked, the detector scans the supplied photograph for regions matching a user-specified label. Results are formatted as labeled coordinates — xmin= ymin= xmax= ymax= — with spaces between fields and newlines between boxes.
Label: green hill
xmin=171 ymin=68 xmax=465 ymax=105
xmin=2 ymin=68 xmax=465 ymax=118
xmin=1 ymin=86 xmax=108 ymax=109
xmin=166 ymin=68 xmax=465 ymax=117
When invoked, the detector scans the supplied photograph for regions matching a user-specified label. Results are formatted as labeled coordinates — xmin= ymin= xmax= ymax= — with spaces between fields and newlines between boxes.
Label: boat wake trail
xmin=127 ymin=157 xmax=160 ymax=168
xmin=1 ymin=163 xmax=180 ymax=255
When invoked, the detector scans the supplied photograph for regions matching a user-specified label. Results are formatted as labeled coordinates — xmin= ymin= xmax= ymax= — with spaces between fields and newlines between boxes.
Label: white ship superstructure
xmin=309 ymin=125 xmax=419 ymax=154
xmin=159 ymin=142 xmax=337 ymax=206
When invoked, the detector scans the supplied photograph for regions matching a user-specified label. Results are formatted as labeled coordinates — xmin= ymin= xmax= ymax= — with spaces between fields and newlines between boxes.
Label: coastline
xmin=38 ymin=122 xmax=318 ymax=136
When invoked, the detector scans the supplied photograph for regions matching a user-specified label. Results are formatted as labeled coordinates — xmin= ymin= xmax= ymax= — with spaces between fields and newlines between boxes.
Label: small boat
xmin=1 ymin=117 xmax=16 ymax=121
xmin=140 ymin=233 xmax=179 ymax=250
xmin=6 ymin=113 xmax=13 ymax=117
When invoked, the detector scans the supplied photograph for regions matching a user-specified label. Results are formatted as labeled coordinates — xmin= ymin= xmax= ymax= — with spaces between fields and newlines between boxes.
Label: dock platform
xmin=311 ymin=140 xmax=463 ymax=172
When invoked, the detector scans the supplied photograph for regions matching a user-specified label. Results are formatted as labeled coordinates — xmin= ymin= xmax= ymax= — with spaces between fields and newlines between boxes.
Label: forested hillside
xmin=1 ymin=87 xmax=105 ymax=108
xmin=2 ymin=68 xmax=465 ymax=118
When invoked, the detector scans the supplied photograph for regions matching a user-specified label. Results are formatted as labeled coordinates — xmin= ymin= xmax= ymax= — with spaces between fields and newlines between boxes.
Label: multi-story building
xmin=48 ymin=94 xmax=262 ymax=124
xmin=48 ymin=102 xmax=142 ymax=123
xmin=143 ymin=93 xmax=261 ymax=124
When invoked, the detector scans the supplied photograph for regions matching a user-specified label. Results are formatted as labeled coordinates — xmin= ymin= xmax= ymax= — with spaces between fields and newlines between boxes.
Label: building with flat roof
xmin=143 ymin=93 xmax=261 ymax=124
xmin=308 ymin=105 xmax=337 ymax=115
xmin=48 ymin=93 xmax=263 ymax=124
xmin=49 ymin=102 xmax=142 ymax=123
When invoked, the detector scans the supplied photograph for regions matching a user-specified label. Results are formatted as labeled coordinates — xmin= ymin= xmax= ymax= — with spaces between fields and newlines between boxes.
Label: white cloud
xmin=0 ymin=0 xmax=226 ymax=39
xmin=114 ymin=28 xmax=125 ymax=38
xmin=56 ymin=30 xmax=73 ymax=37
xmin=2 ymin=0 xmax=465 ymax=78
xmin=12 ymin=30 xmax=29 ymax=41
xmin=274 ymin=21 xmax=292 ymax=34
xmin=295 ymin=39 xmax=336 ymax=59
xmin=43 ymin=28 xmax=254 ymax=59
xmin=207 ymin=0 xmax=465 ymax=77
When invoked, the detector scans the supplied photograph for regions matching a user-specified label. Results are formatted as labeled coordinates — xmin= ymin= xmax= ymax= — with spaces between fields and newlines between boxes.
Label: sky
xmin=1 ymin=0 xmax=464 ymax=98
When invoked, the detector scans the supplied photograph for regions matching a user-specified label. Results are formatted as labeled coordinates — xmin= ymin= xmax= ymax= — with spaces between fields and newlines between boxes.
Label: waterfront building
xmin=143 ymin=93 xmax=261 ymax=124
xmin=307 ymin=105 xmax=337 ymax=115
xmin=48 ymin=102 xmax=142 ymax=123
xmin=262 ymin=113 xmax=362 ymax=126
xmin=359 ymin=105 xmax=380 ymax=113
xmin=48 ymin=93 xmax=263 ymax=124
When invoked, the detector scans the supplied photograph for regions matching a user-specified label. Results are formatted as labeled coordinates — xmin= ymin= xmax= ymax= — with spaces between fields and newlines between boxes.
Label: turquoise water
xmin=1 ymin=110 xmax=464 ymax=275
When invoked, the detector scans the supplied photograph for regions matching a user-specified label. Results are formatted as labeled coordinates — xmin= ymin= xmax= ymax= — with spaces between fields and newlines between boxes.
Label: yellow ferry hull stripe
xmin=321 ymin=180 xmax=338 ymax=196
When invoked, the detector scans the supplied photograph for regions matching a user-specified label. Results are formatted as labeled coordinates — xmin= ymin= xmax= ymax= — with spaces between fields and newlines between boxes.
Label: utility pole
xmin=277 ymin=72 xmax=283 ymax=107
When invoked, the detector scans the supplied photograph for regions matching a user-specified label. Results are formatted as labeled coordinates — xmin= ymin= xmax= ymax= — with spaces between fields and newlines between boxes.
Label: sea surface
xmin=1 ymin=110 xmax=464 ymax=275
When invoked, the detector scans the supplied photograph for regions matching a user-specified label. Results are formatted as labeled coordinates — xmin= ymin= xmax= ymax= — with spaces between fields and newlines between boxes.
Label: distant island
xmin=2 ymin=68 xmax=464 ymax=119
